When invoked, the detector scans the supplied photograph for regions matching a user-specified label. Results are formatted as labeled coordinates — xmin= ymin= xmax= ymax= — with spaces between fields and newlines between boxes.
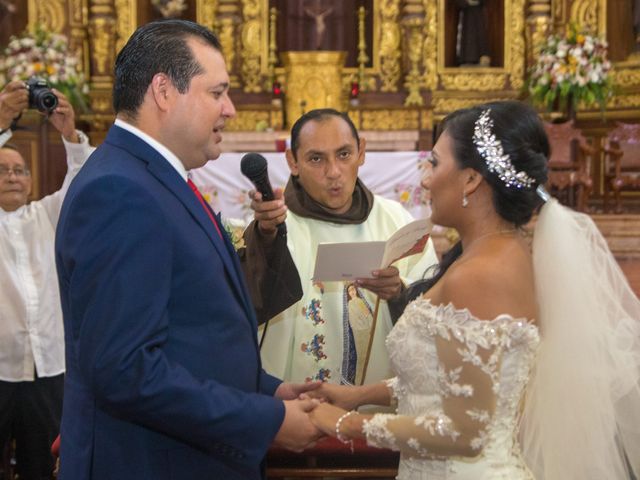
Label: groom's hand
xmin=273 ymin=398 xmax=323 ymax=452
xmin=275 ymin=381 xmax=322 ymax=400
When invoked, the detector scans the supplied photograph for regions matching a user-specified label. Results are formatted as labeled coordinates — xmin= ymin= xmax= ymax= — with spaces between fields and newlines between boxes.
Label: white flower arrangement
xmin=151 ymin=0 xmax=187 ymax=18
xmin=0 ymin=27 xmax=89 ymax=110
xmin=528 ymin=24 xmax=612 ymax=112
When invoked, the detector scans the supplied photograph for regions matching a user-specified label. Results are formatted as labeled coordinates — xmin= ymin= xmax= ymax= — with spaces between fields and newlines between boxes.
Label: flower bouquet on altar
xmin=528 ymin=24 xmax=613 ymax=118
xmin=0 ymin=27 xmax=89 ymax=112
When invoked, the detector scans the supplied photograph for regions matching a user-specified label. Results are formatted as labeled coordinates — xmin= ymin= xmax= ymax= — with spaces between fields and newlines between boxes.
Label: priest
xmin=241 ymin=109 xmax=437 ymax=387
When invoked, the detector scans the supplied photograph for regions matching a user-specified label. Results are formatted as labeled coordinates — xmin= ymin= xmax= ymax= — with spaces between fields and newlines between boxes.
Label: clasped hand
xmin=273 ymin=381 xmax=363 ymax=450
xmin=297 ymin=382 xmax=364 ymax=440
xmin=273 ymin=381 xmax=323 ymax=452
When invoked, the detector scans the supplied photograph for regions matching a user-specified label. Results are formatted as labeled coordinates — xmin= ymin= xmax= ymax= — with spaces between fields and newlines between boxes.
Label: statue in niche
xmin=0 ymin=0 xmax=15 ymax=20
xmin=304 ymin=0 xmax=334 ymax=50
xmin=608 ymin=0 xmax=640 ymax=61
xmin=0 ymin=0 xmax=16 ymax=46
xmin=454 ymin=0 xmax=490 ymax=66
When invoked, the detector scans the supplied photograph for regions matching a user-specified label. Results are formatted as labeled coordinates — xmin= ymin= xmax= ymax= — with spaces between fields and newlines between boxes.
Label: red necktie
xmin=187 ymin=179 xmax=222 ymax=239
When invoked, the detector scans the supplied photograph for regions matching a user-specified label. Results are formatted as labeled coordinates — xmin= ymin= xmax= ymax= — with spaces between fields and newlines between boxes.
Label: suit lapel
xmin=104 ymin=126 xmax=256 ymax=323
xmin=202 ymin=204 xmax=258 ymax=327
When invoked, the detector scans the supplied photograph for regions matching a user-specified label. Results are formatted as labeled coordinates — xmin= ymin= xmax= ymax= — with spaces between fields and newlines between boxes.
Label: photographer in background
xmin=0 ymin=79 xmax=93 ymax=480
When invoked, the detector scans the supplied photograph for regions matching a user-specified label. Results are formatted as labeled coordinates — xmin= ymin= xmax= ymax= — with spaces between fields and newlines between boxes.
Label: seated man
xmin=242 ymin=109 xmax=437 ymax=387
xmin=0 ymin=80 xmax=93 ymax=480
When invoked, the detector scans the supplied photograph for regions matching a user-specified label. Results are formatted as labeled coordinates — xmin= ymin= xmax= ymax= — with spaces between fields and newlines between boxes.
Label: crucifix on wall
xmin=271 ymin=0 xmax=373 ymax=67
xmin=304 ymin=0 xmax=334 ymax=50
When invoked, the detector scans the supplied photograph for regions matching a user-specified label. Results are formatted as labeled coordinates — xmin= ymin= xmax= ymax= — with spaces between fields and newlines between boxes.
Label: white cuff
xmin=0 ymin=128 xmax=12 ymax=148
xmin=62 ymin=130 xmax=92 ymax=167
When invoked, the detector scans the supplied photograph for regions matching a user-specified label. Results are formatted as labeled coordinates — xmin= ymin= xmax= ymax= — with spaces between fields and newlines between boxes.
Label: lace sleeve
xmin=383 ymin=377 xmax=400 ymax=410
xmin=363 ymin=323 xmax=507 ymax=458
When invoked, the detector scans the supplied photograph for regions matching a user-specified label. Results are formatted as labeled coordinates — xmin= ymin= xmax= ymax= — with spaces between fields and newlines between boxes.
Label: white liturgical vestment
xmin=259 ymin=195 xmax=438 ymax=386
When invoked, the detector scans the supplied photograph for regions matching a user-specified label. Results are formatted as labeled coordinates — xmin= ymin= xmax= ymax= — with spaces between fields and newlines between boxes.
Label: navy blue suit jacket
xmin=55 ymin=125 xmax=285 ymax=479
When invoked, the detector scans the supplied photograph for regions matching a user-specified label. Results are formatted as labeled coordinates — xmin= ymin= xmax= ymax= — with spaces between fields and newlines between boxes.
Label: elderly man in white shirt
xmin=0 ymin=80 xmax=93 ymax=480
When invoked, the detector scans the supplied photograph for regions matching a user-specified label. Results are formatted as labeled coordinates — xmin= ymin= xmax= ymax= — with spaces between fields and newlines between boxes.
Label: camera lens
xmin=33 ymin=89 xmax=58 ymax=113
xmin=26 ymin=77 xmax=59 ymax=113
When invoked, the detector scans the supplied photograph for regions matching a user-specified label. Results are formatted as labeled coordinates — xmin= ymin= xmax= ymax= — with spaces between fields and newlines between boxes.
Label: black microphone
xmin=240 ymin=153 xmax=287 ymax=237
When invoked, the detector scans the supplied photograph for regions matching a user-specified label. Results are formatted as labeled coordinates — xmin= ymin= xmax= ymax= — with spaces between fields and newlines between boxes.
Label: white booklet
xmin=312 ymin=218 xmax=433 ymax=281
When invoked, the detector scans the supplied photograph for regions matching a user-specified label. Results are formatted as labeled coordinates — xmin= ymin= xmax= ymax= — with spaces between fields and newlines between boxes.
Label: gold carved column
xmin=281 ymin=51 xmax=347 ymax=127
xmin=422 ymin=0 xmax=438 ymax=91
xmin=67 ymin=0 xmax=90 ymax=80
xmin=526 ymin=0 xmax=551 ymax=68
xmin=114 ymin=0 xmax=136 ymax=54
xmin=27 ymin=0 xmax=67 ymax=34
xmin=240 ymin=0 xmax=264 ymax=93
xmin=378 ymin=0 xmax=401 ymax=92
xmin=88 ymin=0 xmax=117 ymax=126
xmin=196 ymin=0 xmax=219 ymax=27
xmin=215 ymin=0 xmax=240 ymax=89
xmin=569 ymin=0 xmax=600 ymax=34
xmin=402 ymin=0 xmax=425 ymax=106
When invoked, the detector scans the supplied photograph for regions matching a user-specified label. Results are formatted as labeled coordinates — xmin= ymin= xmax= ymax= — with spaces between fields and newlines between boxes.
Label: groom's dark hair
xmin=113 ymin=19 xmax=222 ymax=117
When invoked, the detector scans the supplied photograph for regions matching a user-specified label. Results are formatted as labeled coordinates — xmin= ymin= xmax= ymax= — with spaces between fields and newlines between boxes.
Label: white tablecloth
xmin=190 ymin=151 xmax=431 ymax=224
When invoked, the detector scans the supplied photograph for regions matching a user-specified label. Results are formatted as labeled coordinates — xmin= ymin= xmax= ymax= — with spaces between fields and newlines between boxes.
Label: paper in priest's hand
xmin=311 ymin=218 xmax=432 ymax=281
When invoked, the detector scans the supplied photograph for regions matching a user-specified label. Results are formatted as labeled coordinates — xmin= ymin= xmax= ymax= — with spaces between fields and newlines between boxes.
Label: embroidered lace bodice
xmin=363 ymin=298 xmax=539 ymax=479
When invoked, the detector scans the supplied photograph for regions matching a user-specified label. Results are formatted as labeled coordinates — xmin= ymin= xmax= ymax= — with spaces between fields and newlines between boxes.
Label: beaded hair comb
xmin=473 ymin=109 xmax=535 ymax=189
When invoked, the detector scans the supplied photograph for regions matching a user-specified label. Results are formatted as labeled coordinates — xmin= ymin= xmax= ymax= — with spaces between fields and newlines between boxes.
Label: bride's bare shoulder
xmin=438 ymin=250 xmax=536 ymax=321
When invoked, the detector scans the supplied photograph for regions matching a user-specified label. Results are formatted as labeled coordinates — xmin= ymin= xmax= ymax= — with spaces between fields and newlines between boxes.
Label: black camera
xmin=26 ymin=77 xmax=58 ymax=113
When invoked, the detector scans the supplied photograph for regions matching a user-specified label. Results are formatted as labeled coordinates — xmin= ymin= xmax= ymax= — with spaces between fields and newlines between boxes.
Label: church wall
xmin=1 ymin=0 xmax=639 ymax=202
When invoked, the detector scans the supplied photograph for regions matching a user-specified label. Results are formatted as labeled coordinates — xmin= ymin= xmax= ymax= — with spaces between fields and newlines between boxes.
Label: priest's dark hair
xmin=289 ymin=108 xmax=360 ymax=158
xmin=113 ymin=19 xmax=222 ymax=118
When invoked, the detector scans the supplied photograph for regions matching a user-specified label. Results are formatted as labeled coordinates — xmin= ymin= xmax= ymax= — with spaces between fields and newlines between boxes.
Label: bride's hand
xmin=302 ymin=382 xmax=362 ymax=410
xmin=308 ymin=403 xmax=348 ymax=437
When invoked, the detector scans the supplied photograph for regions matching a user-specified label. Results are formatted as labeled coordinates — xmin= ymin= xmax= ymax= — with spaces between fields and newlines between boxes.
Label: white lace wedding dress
xmin=362 ymin=298 xmax=539 ymax=480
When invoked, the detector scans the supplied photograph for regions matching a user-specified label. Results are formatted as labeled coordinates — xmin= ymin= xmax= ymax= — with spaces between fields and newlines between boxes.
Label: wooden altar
xmin=2 ymin=0 xmax=640 ymax=204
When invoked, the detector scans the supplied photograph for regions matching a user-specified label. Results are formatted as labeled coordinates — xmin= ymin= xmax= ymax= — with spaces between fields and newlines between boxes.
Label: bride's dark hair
xmin=406 ymin=100 xmax=550 ymax=302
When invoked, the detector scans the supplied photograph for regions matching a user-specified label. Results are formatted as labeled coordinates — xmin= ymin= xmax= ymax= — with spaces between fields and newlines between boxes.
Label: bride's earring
xmin=462 ymin=193 xmax=469 ymax=208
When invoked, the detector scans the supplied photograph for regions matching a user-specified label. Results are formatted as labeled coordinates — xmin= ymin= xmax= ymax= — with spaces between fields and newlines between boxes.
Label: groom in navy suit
xmin=55 ymin=20 xmax=321 ymax=479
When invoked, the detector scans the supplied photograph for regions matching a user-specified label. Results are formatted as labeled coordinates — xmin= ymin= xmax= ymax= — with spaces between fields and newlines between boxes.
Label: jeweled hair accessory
xmin=473 ymin=109 xmax=535 ymax=189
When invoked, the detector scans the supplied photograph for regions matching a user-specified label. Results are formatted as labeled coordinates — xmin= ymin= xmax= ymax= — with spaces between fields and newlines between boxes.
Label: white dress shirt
xmin=0 ymin=132 xmax=93 ymax=381
xmin=114 ymin=118 xmax=188 ymax=181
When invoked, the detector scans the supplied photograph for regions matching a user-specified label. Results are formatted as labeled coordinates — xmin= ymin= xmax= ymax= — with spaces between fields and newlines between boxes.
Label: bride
xmin=307 ymin=101 xmax=640 ymax=479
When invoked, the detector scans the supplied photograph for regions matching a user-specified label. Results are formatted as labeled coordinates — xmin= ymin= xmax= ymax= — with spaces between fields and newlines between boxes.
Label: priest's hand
xmin=356 ymin=266 xmax=403 ymax=300
xmin=248 ymin=187 xmax=287 ymax=239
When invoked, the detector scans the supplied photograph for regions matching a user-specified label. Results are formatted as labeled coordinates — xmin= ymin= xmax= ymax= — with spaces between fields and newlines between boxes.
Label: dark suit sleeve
xmin=57 ymin=175 xmax=284 ymax=464
xmin=238 ymin=220 xmax=303 ymax=325
xmin=259 ymin=370 xmax=283 ymax=396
